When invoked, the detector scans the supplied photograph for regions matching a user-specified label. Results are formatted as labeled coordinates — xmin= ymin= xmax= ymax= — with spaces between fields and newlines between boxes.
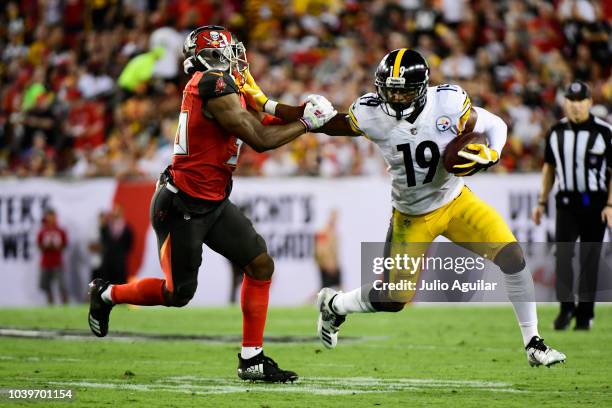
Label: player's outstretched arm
xmin=264 ymin=104 xmax=359 ymax=137
xmin=242 ymin=71 xmax=358 ymax=137
xmin=303 ymin=95 xmax=361 ymax=136
xmin=208 ymin=93 xmax=305 ymax=152
xmin=241 ymin=70 xmax=305 ymax=121
xmin=313 ymin=114 xmax=361 ymax=136
xmin=208 ymin=93 xmax=336 ymax=152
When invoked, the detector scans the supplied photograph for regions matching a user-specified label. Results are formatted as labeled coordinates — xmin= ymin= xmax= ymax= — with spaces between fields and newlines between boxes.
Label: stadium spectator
xmin=149 ymin=23 xmax=184 ymax=80
xmin=0 ymin=0 xmax=610 ymax=178
xmin=37 ymin=208 xmax=68 ymax=305
xmin=89 ymin=212 xmax=105 ymax=283
xmin=228 ymin=262 xmax=243 ymax=304
xmin=118 ymin=47 xmax=166 ymax=93
xmin=315 ymin=209 xmax=341 ymax=290
xmin=98 ymin=206 xmax=134 ymax=285
xmin=261 ymin=144 xmax=299 ymax=177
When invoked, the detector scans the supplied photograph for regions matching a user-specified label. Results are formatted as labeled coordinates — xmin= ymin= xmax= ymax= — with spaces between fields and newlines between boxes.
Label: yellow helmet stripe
xmin=392 ymin=49 xmax=407 ymax=77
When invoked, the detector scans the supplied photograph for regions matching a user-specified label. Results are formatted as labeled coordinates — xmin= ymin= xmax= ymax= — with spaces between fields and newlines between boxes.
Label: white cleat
xmin=316 ymin=288 xmax=346 ymax=349
xmin=525 ymin=336 xmax=566 ymax=367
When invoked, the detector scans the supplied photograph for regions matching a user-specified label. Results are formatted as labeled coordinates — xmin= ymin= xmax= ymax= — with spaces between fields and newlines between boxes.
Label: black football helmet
xmin=374 ymin=49 xmax=429 ymax=119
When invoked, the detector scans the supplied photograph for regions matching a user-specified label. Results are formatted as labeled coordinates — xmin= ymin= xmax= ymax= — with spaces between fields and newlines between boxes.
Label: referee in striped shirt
xmin=533 ymin=80 xmax=612 ymax=331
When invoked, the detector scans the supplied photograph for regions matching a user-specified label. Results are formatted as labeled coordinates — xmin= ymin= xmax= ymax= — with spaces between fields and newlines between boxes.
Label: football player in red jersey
xmin=87 ymin=25 xmax=337 ymax=383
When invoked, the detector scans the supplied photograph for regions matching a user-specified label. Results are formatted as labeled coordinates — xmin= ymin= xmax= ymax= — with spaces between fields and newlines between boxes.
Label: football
xmin=443 ymin=131 xmax=488 ymax=174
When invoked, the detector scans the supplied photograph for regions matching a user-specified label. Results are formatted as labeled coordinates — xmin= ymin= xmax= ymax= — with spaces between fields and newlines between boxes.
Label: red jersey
xmin=37 ymin=224 xmax=67 ymax=269
xmin=169 ymin=70 xmax=246 ymax=201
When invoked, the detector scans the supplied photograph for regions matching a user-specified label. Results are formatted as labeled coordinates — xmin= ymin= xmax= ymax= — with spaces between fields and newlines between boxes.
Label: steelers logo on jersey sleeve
xmin=436 ymin=116 xmax=452 ymax=132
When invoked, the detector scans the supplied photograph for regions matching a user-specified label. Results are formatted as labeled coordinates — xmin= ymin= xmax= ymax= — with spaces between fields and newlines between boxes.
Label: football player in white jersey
xmin=241 ymin=49 xmax=565 ymax=367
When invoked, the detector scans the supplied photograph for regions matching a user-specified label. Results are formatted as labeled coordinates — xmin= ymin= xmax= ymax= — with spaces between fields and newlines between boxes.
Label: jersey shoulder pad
xmin=348 ymin=93 xmax=383 ymax=135
xmin=432 ymin=83 xmax=471 ymax=118
xmin=432 ymin=84 xmax=472 ymax=132
xmin=197 ymin=70 xmax=239 ymax=100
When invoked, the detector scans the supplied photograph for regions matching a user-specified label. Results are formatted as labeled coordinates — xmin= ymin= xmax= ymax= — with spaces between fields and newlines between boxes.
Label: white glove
xmin=457 ymin=144 xmax=499 ymax=165
xmin=305 ymin=94 xmax=334 ymax=108
xmin=300 ymin=94 xmax=337 ymax=131
xmin=454 ymin=144 xmax=499 ymax=176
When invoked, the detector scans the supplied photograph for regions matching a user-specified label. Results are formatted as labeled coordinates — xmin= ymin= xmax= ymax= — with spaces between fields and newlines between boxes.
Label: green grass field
xmin=0 ymin=304 xmax=611 ymax=407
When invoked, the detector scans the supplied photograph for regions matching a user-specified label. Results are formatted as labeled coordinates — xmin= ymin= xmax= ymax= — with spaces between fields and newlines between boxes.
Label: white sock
xmin=332 ymin=287 xmax=375 ymax=315
xmin=101 ymin=285 xmax=114 ymax=305
xmin=502 ymin=266 xmax=539 ymax=346
xmin=241 ymin=346 xmax=263 ymax=359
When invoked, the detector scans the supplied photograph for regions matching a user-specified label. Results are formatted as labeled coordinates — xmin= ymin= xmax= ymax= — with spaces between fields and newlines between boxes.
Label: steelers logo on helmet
xmin=375 ymin=49 xmax=430 ymax=120
xmin=436 ymin=116 xmax=452 ymax=132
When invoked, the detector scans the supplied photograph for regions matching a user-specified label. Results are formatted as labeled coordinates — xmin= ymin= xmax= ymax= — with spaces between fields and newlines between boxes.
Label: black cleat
xmin=574 ymin=303 xmax=594 ymax=331
xmin=237 ymin=352 xmax=298 ymax=383
xmin=574 ymin=318 xmax=592 ymax=331
xmin=553 ymin=310 xmax=574 ymax=330
xmin=88 ymin=279 xmax=113 ymax=337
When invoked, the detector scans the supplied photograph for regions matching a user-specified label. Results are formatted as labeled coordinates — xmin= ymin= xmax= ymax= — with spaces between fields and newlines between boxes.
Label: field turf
xmin=0 ymin=304 xmax=611 ymax=407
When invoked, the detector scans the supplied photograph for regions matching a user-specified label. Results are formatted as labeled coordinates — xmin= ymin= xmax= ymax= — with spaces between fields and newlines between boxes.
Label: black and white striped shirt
xmin=545 ymin=115 xmax=612 ymax=193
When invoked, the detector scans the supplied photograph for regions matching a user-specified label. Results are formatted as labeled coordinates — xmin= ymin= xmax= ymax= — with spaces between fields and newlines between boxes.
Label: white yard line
xmin=0 ymin=327 xmax=379 ymax=345
xmin=359 ymin=342 xmax=521 ymax=353
xmin=40 ymin=376 xmax=525 ymax=396
xmin=0 ymin=356 xmax=84 ymax=363
xmin=0 ymin=355 xmax=207 ymax=366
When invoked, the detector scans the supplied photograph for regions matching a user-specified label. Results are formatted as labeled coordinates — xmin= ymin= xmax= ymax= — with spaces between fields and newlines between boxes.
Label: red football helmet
xmin=183 ymin=25 xmax=248 ymax=83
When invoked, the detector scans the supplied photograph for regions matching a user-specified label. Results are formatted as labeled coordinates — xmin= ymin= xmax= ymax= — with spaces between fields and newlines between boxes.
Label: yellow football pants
xmin=386 ymin=186 xmax=516 ymax=302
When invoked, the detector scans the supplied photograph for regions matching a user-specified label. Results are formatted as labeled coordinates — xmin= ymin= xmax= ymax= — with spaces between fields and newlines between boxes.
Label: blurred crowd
xmin=36 ymin=205 xmax=134 ymax=304
xmin=1 ymin=0 xmax=610 ymax=179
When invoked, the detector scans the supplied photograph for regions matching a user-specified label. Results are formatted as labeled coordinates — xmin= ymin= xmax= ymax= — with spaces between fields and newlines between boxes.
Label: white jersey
xmin=348 ymin=84 xmax=473 ymax=215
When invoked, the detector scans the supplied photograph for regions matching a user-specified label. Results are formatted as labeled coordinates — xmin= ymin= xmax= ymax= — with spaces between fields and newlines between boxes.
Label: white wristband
xmin=263 ymin=100 xmax=278 ymax=115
